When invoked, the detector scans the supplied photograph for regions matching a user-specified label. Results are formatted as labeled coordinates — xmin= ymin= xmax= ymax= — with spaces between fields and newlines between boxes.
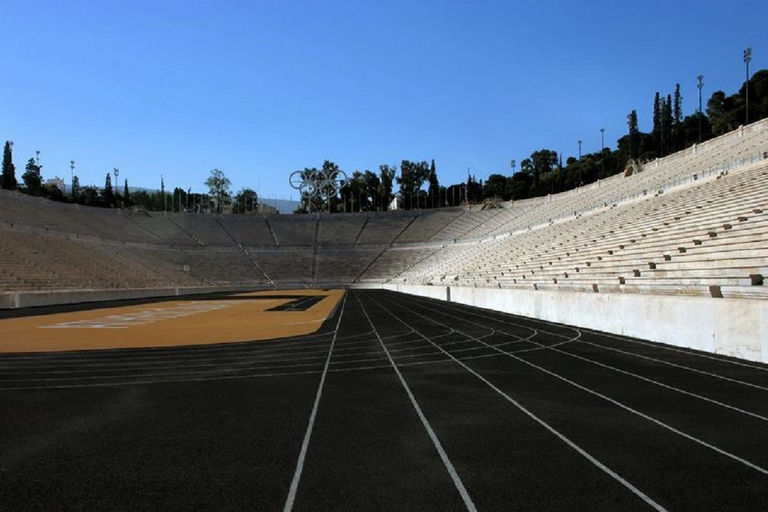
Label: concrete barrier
xmin=0 ymin=285 xmax=266 ymax=310
xmin=359 ymin=283 xmax=768 ymax=364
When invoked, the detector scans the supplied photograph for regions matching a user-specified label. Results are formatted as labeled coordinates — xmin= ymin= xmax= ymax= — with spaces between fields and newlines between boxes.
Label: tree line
xmin=3 ymin=67 xmax=766 ymax=213
xmin=0 ymin=148 xmax=259 ymax=214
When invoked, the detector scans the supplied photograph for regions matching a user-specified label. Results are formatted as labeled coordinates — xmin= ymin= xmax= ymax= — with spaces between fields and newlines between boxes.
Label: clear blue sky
xmin=3 ymin=0 xmax=766 ymax=200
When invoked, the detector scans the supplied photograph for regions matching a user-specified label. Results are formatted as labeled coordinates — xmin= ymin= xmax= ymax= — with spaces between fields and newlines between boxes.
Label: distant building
xmin=45 ymin=177 xmax=66 ymax=192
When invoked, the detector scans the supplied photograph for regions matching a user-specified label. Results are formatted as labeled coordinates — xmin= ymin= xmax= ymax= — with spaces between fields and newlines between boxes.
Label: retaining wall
xmin=370 ymin=283 xmax=768 ymax=364
xmin=0 ymin=285 xmax=265 ymax=310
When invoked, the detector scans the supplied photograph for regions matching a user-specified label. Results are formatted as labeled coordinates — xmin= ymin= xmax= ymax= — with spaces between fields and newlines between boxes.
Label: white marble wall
xmin=369 ymin=284 xmax=768 ymax=364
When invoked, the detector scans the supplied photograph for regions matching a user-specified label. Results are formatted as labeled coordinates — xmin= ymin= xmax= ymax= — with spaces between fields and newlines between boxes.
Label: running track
xmin=2 ymin=289 xmax=768 ymax=510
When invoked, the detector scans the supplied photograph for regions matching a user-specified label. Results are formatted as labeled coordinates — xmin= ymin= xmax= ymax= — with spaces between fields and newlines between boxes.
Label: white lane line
xmin=369 ymin=292 xmax=666 ymax=511
xmin=578 ymin=340 xmax=768 ymax=392
xmin=403 ymin=296 xmax=768 ymax=422
xmin=0 ymin=368 xmax=326 ymax=391
xmin=356 ymin=295 xmax=477 ymax=512
xmin=283 ymin=293 xmax=347 ymax=512
xmin=582 ymin=329 xmax=768 ymax=372
xmin=541 ymin=341 xmax=768 ymax=424
xmin=396 ymin=294 xmax=768 ymax=477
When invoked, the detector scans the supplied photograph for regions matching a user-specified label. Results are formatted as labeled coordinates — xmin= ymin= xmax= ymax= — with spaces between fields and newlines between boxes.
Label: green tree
xmin=123 ymin=179 xmax=131 ymax=206
xmin=673 ymin=83 xmax=683 ymax=150
xmin=2 ymin=141 xmax=16 ymax=190
xmin=43 ymin=183 xmax=65 ymax=202
xmin=707 ymin=90 xmax=739 ymax=136
xmin=652 ymin=92 xmax=661 ymax=155
xmin=103 ymin=173 xmax=115 ymax=207
xmin=205 ymin=168 xmax=232 ymax=213
xmin=81 ymin=186 xmax=101 ymax=207
xmin=378 ymin=164 xmax=396 ymax=211
xmin=319 ymin=160 xmax=344 ymax=212
xmin=529 ymin=149 xmax=558 ymax=194
xmin=465 ymin=174 xmax=483 ymax=204
xmin=483 ymin=174 xmax=509 ymax=200
xmin=295 ymin=167 xmax=323 ymax=213
xmin=363 ymin=170 xmax=381 ymax=211
xmin=397 ymin=160 xmax=429 ymax=209
xmin=22 ymin=157 xmax=43 ymax=195
xmin=232 ymin=188 xmax=259 ymax=213
xmin=340 ymin=171 xmax=367 ymax=212
xmin=427 ymin=159 xmax=440 ymax=208
xmin=662 ymin=94 xmax=673 ymax=155
xmin=71 ymin=175 xmax=81 ymax=202
xmin=627 ymin=109 xmax=640 ymax=160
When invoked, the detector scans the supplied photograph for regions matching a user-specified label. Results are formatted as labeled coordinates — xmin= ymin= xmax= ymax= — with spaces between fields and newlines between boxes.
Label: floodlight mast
xmin=600 ymin=129 xmax=605 ymax=180
xmin=743 ymin=48 xmax=752 ymax=125
xmin=697 ymin=75 xmax=704 ymax=143
xmin=577 ymin=140 xmax=582 ymax=187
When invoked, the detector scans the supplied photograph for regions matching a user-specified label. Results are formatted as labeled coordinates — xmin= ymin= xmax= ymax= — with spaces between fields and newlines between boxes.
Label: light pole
xmin=70 ymin=160 xmax=75 ymax=198
xmin=113 ymin=167 xmax=119 ymax=192
xmin=600 ymin=129 xmax=605 ymax=180
xmin=743 ymin=47 xmax=752 ymax=125
xmin=578 ymin=140 xmax=582 ymax=187
xmin=697 ymin=75 xmax=704 ymax=142
xmin=35 ymin=150 xmax=40 ymax=166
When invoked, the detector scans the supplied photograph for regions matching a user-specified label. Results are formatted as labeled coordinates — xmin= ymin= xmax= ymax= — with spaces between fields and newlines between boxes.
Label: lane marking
xmin=356 ymin=294 xmax=477 ymax=512
xmin=404 ymin=297 xmax=768 ymax=422
xmin=40 ymin=303 xmax=232 ymax=329
xmin=369 ymin=292 xmax=666 ymax=511
xmin=283 ymin=293 xmax=347 ymax=512
xmin=392 ymin=293 xmax=768 ymax=478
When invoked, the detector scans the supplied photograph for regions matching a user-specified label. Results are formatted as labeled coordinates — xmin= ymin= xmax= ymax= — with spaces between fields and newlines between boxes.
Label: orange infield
xmin=0 ymin=289 xmax=345 ymax=353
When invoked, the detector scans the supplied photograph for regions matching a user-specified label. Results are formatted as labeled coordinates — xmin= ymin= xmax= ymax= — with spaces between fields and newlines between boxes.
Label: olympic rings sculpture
xmin=289 ymin=169 xmax=348 ymax=199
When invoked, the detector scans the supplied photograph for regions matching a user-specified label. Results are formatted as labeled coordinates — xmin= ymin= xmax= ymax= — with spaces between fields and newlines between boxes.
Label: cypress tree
xmin=22 ymin=157 xmax=43 ymax=195
xmin=652 ymin=92 xmax=661 ymax=156
xmin=673 ymin=84 xmax=683 ymax=149
xmin=2 ymin=141 xmax=17 ymax=190
xmin=662 ymin=94 xmax=673 ymax=156
xmin=627 ymin=110 xmax=640 ymax=160
xmin=104 ymin=173 xmax=115 ymax=207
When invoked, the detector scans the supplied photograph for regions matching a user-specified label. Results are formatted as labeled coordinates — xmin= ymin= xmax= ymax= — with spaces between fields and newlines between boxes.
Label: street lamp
xmin=70 ymin=160 xmax=75 ymax=198
xmin=743 ymin=47 xmax=752 ymax=125
xmin=600 ymin=129 xmax=605 ymax=180
xmin=578 ymin=140 xmax=582 ymax=187
xmin=697 ymin=75 xmax=704 ymax=142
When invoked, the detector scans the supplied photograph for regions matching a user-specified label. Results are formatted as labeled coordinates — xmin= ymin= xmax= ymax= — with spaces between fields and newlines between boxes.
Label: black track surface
xmin=2 ymin=289 xmax=768 ymax=511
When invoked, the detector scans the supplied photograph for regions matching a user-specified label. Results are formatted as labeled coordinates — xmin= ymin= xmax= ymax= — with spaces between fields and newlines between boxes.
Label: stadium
xmin=2 ymin=118 xmax=768 ymax=509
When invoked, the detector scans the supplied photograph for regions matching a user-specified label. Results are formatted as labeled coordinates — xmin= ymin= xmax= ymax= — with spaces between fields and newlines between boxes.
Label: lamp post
xmin=578 ymin=140 xmax=582 ymax=187
xmin=70 ymin=160 xmax=75 ymax=198
xmin=697 ymin=75 xmax=704 ymax=142
xmin=113 ymin=167 xmax=119 ymax=192
xmin=743 ymin=48 xmax=752 ymax=125
xmin=600 ymin=129 xmax=605 ymax=180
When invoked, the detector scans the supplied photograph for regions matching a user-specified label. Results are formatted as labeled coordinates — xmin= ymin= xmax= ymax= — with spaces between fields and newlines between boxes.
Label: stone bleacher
xmin=391 ymin=158 xmax=768 ymax=299
xmin=0 ymin=120 xmax=766 ymax=299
